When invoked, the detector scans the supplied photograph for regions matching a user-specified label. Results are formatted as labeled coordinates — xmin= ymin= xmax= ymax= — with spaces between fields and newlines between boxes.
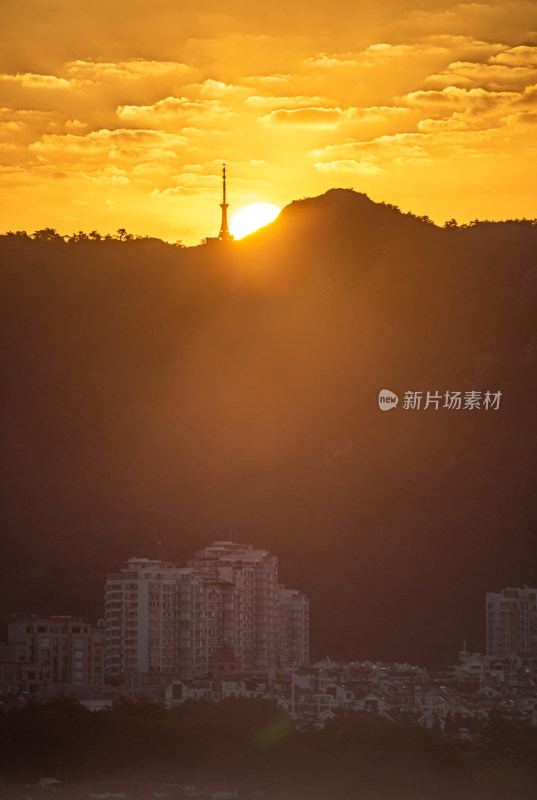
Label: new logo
xmin=378 ymin=389 xmax=399 ymax=411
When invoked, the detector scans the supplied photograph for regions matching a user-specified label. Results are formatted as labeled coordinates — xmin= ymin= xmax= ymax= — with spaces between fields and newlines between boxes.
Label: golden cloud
xmin=30 ymin=129 xmax=187 ymax=164
xmin=245 ymin=94 xmax=333 ymax=109
xmin=261 ymin=107 xmax=345 ymax=126
xmin=426 ymin=61 xmax=537 ymax=91
xmin=314 ymin=159 xmax=385 ymax=175
xmin=405 ymin=85 xmax=520 ymax=109
xmin=117 ymin=97 xmax=206 ymax=123
xmin=64 ymin=59 xmax=196 ymax=82
xmin=491 ymin=45 xmax=537 ymax=67
xmin=0 ymin=73 xmax=79 ymax=89
xmin=396 ymin=1 xmax=537 ymax=43
xmin=310 ymin=124 xmax=519 ymax=171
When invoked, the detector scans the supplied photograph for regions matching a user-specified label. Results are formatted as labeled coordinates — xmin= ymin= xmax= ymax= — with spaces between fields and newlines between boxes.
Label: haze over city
xmin=1 ymin=0 xmax=537 ymax=797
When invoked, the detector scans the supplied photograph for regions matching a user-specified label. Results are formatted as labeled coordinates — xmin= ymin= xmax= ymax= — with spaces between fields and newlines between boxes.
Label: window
xmin=40 ymin=638 xmax=50 ymax=648
xmin=74 ymin=638 xmax=84 ymax=648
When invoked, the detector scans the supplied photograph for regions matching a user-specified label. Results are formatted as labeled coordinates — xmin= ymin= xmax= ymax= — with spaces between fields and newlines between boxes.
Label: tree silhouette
xmin=5 ymin=230 xmax=30 ymax=239
xmin=67 ymin=231 xmax=91 ymax=243
xmin=31 ymin=228 xmax=64 ymax=241
xmin=115 ymin=228 xmax=134 ymax=241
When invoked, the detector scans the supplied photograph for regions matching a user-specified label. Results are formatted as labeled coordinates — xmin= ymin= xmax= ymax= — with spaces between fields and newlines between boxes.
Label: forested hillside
xmin=1 ymin=189 xmax=536 ymax=666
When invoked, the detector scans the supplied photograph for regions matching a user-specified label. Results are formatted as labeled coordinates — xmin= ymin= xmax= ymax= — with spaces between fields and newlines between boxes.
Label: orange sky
xmin=1 ymin=0 xmax=536 ymax=244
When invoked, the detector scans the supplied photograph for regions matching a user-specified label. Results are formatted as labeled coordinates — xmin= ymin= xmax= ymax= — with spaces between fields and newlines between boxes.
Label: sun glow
xmin=230 ymin=203 xmax=281 ymax=239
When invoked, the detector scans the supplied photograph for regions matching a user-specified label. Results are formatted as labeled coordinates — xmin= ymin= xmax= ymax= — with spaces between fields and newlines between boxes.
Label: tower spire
xmin=218 ymin=163 xmax=233 ymax=241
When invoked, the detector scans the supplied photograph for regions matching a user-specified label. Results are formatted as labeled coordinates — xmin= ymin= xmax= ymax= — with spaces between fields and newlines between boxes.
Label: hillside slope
xmin=1 ymin=189 xmax=536 ymax=666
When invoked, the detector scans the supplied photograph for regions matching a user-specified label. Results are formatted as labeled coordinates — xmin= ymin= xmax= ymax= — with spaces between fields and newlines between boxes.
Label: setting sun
xmin=230 ymin=204 xmax=281 ymax=239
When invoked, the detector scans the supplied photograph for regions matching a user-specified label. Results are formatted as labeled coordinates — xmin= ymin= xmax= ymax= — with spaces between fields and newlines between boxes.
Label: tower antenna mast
xmin=218 ymin=163 xmax=233 ymax=241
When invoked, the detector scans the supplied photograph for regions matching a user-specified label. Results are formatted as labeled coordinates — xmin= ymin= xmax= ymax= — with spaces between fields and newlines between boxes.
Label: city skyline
xmin=3 ymin=579 xmax=537 ymax=723
xmin=3 ymin=543 xmax=535 ymax=680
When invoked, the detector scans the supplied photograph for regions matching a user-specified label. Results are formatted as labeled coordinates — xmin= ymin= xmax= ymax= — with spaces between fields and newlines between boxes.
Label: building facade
xmin=3 ymin=616 xmax=104 ymax=691
xmin=188 ymin=541 xmax=279 ymax=673
xmin=105 ymin=558 xmax=191 ymax=677
xmin=278 ymin=585 xmax=310 ymax=668
xmin=486 ymin=586 xmax=537 ymax=658
xmin=104 ymin=542 xmax=309 ymax=679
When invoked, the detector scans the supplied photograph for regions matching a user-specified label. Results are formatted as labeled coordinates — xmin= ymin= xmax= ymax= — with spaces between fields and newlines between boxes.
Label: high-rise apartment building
xmin=278 ymin=586 xmax=310 ymax=668
xmin=105 ymin=558 xmax=207 ymax=677
xmin=104 ymin=542 xmax=309 ymax=678
xmin=486 ymin=586 xmax=537 ymax=658
xmin=188 ymin=541 xmax=279 ymax=672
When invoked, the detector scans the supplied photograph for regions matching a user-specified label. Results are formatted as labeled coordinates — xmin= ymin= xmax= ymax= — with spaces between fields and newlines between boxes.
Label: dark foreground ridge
xmin=2 ymin=697 xmax=537 ymax=800
xmin=1 ymin=189 xmax=536 ymax=667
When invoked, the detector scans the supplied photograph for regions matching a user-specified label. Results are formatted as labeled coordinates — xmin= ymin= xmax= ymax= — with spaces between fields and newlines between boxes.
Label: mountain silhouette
xmin=1 ymin=189 xmax=536 ymax=667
